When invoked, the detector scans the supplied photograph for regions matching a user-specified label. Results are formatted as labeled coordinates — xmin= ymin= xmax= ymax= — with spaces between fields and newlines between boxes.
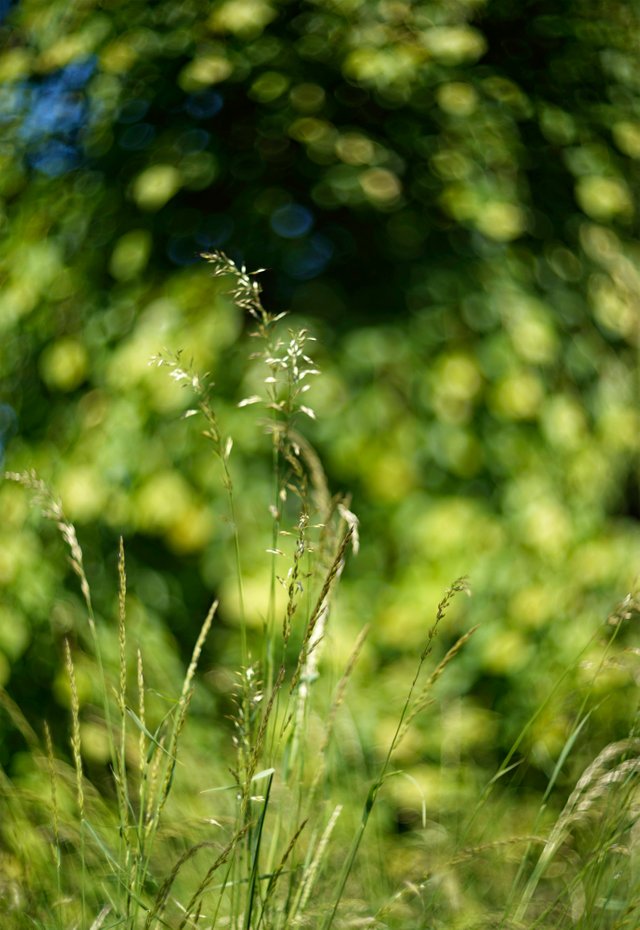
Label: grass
xmin=1 ymin=252 xmax=640 ymax=930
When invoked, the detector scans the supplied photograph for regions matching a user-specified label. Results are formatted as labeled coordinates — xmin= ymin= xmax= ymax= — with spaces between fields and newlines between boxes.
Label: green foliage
xmin=1 ymin=1 xmax=640 ymax=924
xmin=1 ymin=0 xmax=639 ymax=777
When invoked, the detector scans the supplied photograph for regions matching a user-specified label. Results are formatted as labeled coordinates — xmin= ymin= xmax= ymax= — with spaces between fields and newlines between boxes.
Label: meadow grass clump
xmin=1 ymin=253 xmax=639 ymax=930
xmin=0 ymin=252 xmax=477 ymax=930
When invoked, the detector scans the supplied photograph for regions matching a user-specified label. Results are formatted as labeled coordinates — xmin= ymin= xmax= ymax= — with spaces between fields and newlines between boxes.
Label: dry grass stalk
xmin=422 ymin=577 xmax=470 ymax=662
xmin=290 ymin=527 xmax=354 ymax=695
xmin=397 ymin=625 xmax=480 ymax=748
xmin=115 ymin=537 xmax=131 ymax=852
xmin=64 ymin=638 xmax=85 ymax=821
xmin=137 ymin=648 xmax=147 ymax=787
xmin=117 ymin=537 xmax=128 ymax=716
xmin=145 ymin=840 xmax=219 ymax=928
xmin=176 ymin=824 xmax=252 ymax=930
xmin=261 ymin=817 xmax=308 ymax=913
xmin=295 ymin=804 xmax=343 ymax=916
xmin=282 ymin=509 xmax=309 ymax=645
xmin=515 ymin=738 xmax=640 ymax=922
xmin=43 ymin=721 xmax=61 ymax=874
xmin=6 ymin=471 xmax=96 ymax=634
xmin=156 ymin=599 xmax=218 ymax=819
xmin=449 ymin=834 xmax=547 ymax=866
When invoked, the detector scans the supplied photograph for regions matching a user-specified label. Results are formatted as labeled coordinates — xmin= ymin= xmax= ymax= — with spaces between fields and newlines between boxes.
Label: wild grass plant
xmin=1 ymin=253 xmax=639 ymax=930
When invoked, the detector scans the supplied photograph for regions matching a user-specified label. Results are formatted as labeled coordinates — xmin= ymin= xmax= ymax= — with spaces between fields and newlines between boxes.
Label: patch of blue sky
xmin=19 ymin=92 xmax=86 ymax=142
xmin=12 ymin=56 xmax=97 ymax=175
xmin=58 ymin=57 xmax=97 ymax=90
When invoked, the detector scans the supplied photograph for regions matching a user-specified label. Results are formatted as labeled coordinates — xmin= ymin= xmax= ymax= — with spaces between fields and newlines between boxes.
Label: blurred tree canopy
xmin=1 ymin=0 xmax=640 ymax=779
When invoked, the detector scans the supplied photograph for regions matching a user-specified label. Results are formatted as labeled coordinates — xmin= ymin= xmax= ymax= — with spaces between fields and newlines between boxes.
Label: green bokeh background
xmin=1 ymin=0 xmax=639 ymax=842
